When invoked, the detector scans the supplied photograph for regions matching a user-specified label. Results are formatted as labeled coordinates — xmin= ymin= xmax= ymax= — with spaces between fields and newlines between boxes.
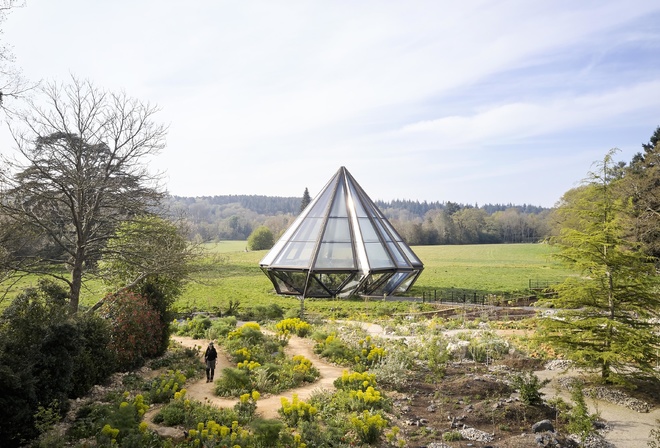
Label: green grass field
xmin=174 ymin=242 xmax=574 ymax=315
xmin=1 ymin=242 xmax=575 ymax=316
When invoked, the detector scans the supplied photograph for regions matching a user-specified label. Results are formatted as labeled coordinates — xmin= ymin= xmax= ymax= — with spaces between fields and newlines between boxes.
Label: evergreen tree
xmin=537 ymin=149 xmax=660 ymax=383
xmin=624 ymin=126 xmax=660 ymax=260
xmin=300 ymin=187 xmax=311 ymax=213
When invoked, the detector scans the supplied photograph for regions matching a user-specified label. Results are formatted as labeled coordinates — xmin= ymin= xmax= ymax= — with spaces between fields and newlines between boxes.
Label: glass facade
xmin=260 ymin=166 xmax=424 ymax=298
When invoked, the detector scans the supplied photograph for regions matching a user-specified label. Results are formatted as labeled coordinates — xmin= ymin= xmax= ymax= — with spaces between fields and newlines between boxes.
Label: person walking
xmin=204 ymin=341 xmax=218 ymax=383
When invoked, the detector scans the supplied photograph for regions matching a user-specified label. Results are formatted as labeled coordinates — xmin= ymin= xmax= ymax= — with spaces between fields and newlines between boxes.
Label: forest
xmin=166 ymin=194 xmax=553 ymax=245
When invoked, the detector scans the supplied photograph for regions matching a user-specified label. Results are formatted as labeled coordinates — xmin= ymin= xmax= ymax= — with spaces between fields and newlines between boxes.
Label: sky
xmin=2 ymin=1 xmax=660 ymax=208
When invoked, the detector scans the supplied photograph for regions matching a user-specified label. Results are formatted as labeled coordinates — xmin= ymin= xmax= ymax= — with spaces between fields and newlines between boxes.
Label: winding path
xmin=165 ymin=323 xmax=658 ymax=447
xmin=172 ymin=333 xmax=344 ymax=419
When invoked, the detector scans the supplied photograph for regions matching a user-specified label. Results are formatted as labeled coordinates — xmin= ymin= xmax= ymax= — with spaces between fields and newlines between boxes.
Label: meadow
xmin=1 ymin=242 xmax=574 ymax=316
xmin=171 ymin=242 xmax=574 ymax=317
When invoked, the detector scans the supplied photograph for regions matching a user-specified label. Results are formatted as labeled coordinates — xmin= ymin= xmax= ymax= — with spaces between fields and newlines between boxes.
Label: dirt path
xmin=170 ymin=323 xmax=658 ymax=447
xmin=172 ymin=334 xmax=344 ymax=419
xmin=535 ymin=368 xmax=660 ymax=448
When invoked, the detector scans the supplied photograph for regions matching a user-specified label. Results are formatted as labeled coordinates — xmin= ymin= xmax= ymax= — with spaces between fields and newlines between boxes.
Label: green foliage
xmin=442 ymin=430 xmax=463 ymax=441
xmin=100 ymin=216 xmax=197 ymax=355
xmin=276 ymin=317 xmax=312 ymax=338
xmin=334 ymin=370 xmax=378 ymax=392
xmin=215 ymin=322 xmax=319 ymax=396
xmin=539 ymin=150 xmax=660 ymax=382
xmin=247 ymin=225 xmax=275 ymax=250
xmin=155 ymin=390 xmax=240 ymax=428
xmin=234 ymin=390 xmax=260 ymax=421
xmin=0 ymin=280 xmax=116 ymax=446
xmin=183 ymin=420 xmax=251 ymax=447
xmin=69 ymin=393 xmax=153 ymax=447
xmin=148 ymin=343 xmax=203 ymax=379
xmin=511 ymin=371 xmax=550 ymax=406
xmin=566 ymin=381 xmax=599 ymax=443
xmin=206 ymin=315 xmax=238 ymax=339
xmin=99 ymin=290 xmax=162 ymax=370
xmin=148 ymin=370 xmax=186 ymax=404
xmin=351 ymin=410 xmax=388 ymax=444
xmin=175 ymin=315 xmax=213 ymax=339
xmin=279 ymin=393 xmax=318 ymax=426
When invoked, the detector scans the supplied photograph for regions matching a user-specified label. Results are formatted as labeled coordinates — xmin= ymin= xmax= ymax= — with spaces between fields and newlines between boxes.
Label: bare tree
xmin=0 ymin=76 xmax=167 ymax=313
xmin=0 ymin=1 xmax=33 ymax=111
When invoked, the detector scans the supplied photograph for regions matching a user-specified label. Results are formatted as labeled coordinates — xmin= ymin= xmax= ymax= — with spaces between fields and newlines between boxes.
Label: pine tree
xmin=300 ymin=187 xmax=311 ymax=213
xmin=537 ymin=149 xmax=660 ymax=383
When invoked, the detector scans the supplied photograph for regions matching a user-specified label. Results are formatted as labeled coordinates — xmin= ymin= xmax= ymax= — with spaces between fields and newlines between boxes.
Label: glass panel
xmin=273 ymin=242 xmax=315 ymax=267
xmin=329 ymin=182 xmax=347 ymax=217
xmin=364 ymin=242 xmax=395 ymax=268
xmin=398 ymin=243 xmax=423 ymax=266
xmin=305 ymin=276 xmax=331 ymax=296
xmin=306 ymin=182 xmax=335 ymax=218
xmin=321 ymin=218 xmax=351 ymax=242
xmin=315 ymin=242 xmax=355 ymax=268
xmin=315 ymin=272 xmax=352 ymax=293
xmin=387 ymin=242 xmax=409 ymax=267
xmin=383 ymin=272 xmax=408 ymax=294
xmin=347 ymin=182 xmax=368 ymax=217
xmin=382 ymin=219 xmax=405 ymax=242
xmin=396 ymin=271 xmax=420 ymax=293
xmin=270 ymin=271 xmax=308 ymax=294
xmin=374 ymin=220 xmax=393 ymax=242
xmin=358 ymin=218 xmax=380 ymax=242
xmin=291 ymin=217 xmax=324 ymax=242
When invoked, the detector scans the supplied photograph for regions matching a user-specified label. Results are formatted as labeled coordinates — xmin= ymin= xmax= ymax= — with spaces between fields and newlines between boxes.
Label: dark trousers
xmin=205 ymin=359 xmax=216 ymax=380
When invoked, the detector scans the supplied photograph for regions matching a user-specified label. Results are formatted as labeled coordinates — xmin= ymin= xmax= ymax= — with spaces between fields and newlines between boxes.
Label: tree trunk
xmin=69 ymin=249 xmax=85 ymax=314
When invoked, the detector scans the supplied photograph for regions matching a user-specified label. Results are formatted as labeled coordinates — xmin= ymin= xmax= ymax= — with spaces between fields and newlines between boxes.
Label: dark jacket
xmin=204 ymin=345 xmax=217 ymax=361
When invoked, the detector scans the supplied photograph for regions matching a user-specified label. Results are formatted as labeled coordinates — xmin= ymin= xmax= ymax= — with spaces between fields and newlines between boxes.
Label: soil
xmin=163 ymin=325 xmax=660 ymax=448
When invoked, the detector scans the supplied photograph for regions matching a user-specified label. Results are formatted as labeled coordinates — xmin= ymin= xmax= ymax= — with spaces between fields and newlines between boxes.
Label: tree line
xmin=166 ymin=195 xmax=553 ymax=245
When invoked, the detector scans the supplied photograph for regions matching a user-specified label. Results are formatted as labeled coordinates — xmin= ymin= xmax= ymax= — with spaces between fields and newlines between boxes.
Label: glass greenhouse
xmin=260 ymin=166 xmax=424 ymax=298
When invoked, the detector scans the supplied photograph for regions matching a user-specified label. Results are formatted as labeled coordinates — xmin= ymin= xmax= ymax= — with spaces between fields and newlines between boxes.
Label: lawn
xmin=409 ymin=243 xmax=574 ymax=296
xmin=1 ymin=242 xmax=575 ymax=316
xmin=174 ymin=242 xmax=575 ymax=316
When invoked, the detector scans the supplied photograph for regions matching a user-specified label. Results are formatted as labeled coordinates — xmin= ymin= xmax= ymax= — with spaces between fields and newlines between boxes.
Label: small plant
xmin=566 ymin=381 xmax=599 ymax=443
xmin=334 ymin=370 xmax=378 ymax=392
xmin=511 ymin=371 xmax=550 ymax=405
xmin=442 ymin=430 xmax=463 ymax=441
xmin=279 ymin=393 xmax=318 ymax=425
xmin=276 ymin=317 xmax=312 ymax=337
xmin=351 ymin=410 xmax=388 ymax=444
xmin=148 ymin=369 xmax=186 ymax=404
xmin=234 ymin=390 xmax=260 ymax=421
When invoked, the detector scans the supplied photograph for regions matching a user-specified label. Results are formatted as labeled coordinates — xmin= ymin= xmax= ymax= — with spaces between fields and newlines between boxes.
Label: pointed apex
xmin=260 ymin=168 xmax=423 ymax=298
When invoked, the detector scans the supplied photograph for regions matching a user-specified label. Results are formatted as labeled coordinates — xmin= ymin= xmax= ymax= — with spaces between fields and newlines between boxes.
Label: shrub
xmin=334 ymin=370 xmax=378 ymax=392
xmin=351 ymin=410 xmax=388 ymax=444
xmin=566 ymin=381 xmax=599 ymax=443
xmin=148 ymin=370 xmax=186 ymax=404
xmin=206 ymin=316 xmax=237 ymax=339
xmin=176 ymin=315 xmax=213 ymax=339
xmin=99 ymin=290 xmax=162 ymax=370
xmin=443 ymin=430 xmax=463 ymax=441
xmin=276 ymin=317 xmax=312 ymax=338
xmin=279 ymin=394 xmax=318 ymax=425
xmin=511 ymin=371 xmax=550 ymax=406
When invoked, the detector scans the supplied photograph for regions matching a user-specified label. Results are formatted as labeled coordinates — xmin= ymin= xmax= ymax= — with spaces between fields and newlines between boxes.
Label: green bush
xmin=511 ymin=371 xmax=550 ymax=405
xmin=148 ymin=370 xmax=186 ymax=404
xmin=206 ymin=316 xmax=237 ymax=339
xmin=351 ymin=410 xmax=388 ymax=444
xmin=176 ymin=315 xmax=213 ymax=339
